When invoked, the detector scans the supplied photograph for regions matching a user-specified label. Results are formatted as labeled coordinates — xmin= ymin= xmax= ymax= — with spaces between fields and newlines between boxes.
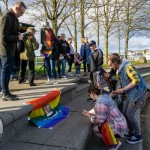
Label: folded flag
xmin=99 ymin=121 xmax=117 ymax=147
xmin=27 ymin=90 xmax=70 ymax=128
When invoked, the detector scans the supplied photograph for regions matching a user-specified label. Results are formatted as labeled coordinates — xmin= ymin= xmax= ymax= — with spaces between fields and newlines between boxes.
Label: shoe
xmin=7 ymin=92 xmax=17 ymax=97
xmin=127 ymin=135 xmax=143 ymax=144
xmin=2 ymin=94 xmax=19 ymax=101
xmin=46 ymin=81 xmax=52 ymax=85
xmin=19 ymin=79 xmax=26 ymax=84
xmin=124 ymin=132 xmax=135 ymax=138
xmin=87 ymin=98 xmax=93 ymax=101
xmin=83 ymin=73 xmax=86 ymax=76
xmin=54 ymin=80 xmax=58 ymax=85
xmin=109 ymin=141 xmax=122 ymax=150
xmin=68 ymin=72 xmax=73 ymax=77
xmin=61 ymin=76 xmax=67 ymax=80
xmin=30 ymin=83 xmax=36 ymax=86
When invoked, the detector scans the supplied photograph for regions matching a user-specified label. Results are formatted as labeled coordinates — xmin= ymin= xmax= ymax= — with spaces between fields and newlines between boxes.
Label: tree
xmin=25 ymin=0 xmax=74 ymax=34
xmin=122 ymin=0 xmax=149 ymax=59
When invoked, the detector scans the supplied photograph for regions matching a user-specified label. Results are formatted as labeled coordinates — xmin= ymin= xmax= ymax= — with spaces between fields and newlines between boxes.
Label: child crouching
xmin=82 ymin=85 xmax=127 ymax=150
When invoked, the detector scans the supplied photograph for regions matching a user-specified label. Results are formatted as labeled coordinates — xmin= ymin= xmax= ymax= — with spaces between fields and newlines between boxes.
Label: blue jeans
xmin=44 ymin=56 xmax=52 ymax=80
xmin=1 ymin=56 xmax=14 ymax=94
xmin=60 ymin=58 xmax=66 ymax=76
xmin=51 ymin=59 xmax=57 ymax=79
xmin=76 ymin=66 xmax=80 ymax=74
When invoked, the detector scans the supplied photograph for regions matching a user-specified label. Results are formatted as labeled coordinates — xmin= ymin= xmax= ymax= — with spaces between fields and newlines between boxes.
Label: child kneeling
xmin=82 ymin=85 xmax=127 ymax=150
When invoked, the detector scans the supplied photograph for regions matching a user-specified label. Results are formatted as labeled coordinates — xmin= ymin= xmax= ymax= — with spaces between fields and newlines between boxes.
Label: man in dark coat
xmin=89 ymin=40 xmax=103 ymax=86
xmin=0 ymin=1 xmax=26 ymax=101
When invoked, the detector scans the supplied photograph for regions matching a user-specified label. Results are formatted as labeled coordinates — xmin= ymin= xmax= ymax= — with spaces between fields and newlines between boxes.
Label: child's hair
xmin=88 ymin=85 xmax=101 ymax=95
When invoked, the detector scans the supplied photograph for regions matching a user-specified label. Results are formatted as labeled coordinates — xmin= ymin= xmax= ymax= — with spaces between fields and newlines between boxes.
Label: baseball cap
xmin=89 ymin=40 xmax=96 ymax=46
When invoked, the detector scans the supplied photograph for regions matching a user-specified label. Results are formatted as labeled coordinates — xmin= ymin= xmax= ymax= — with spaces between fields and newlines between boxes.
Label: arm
xmin=31 ymin=36 xmax=39 ymax=50
xmin=2 ymin=15 xmax=19 ymax=43
xmin=97 ymin=49 xmax=103 ymax=70
xmin=116 ymin=65 xmax=140 ymax=94
xmin=90 ymin=103 xmax=108 ymax=124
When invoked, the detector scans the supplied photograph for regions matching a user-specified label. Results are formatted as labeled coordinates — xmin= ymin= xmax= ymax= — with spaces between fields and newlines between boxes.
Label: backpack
xmin=17 ymin=34 xmax=28 ymax=53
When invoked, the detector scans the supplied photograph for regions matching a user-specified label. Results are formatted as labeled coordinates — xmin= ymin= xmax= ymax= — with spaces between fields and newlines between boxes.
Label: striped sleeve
xmin=126 ymin=65 xmax=140 ymax=85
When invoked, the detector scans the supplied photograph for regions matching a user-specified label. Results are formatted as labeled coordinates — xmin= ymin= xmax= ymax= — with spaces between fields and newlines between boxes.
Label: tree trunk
xmin=80 ymin=0 xmax=85 ymax=40
xmin=104 ymin=30 xmax=109 ymax=64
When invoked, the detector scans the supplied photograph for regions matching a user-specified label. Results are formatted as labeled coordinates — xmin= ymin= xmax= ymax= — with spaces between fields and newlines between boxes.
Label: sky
xmin=1 ymin=1 xmax=150 ymax=56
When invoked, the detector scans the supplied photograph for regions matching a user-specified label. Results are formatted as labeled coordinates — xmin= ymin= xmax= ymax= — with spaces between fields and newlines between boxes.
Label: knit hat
xmin=26 ymin=27 xmax=36 ymax=33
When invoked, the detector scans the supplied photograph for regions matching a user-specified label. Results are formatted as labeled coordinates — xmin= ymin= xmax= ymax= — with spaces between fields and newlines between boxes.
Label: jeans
xmin=76 ymin=66 xmax=80 ymax=74
xmin=1 ymin=56 xmax=14 ymax=94
xmin=124 ymin=92 xmax=146 ymax=135
xmin=51 ymin=59 xmax=57 ymax=79
xmin=60 ymin=58 xmax=66 ymax=76
xmin=44 ymin=56 xmax=52 ymax=80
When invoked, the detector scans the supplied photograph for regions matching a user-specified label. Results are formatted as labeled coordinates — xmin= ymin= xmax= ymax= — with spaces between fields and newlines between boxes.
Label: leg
xmin=52 ymin=59 xmax=57 ymax=79
xmin=1 ymin=56 xmax=13 ymax=95
xmin=19 ymin=59 xmax=27 ymax=83
xmin=28 ymin=60 xmax=35 ymax=85
xmin=44 ymin=57 xmax=52 ymax=80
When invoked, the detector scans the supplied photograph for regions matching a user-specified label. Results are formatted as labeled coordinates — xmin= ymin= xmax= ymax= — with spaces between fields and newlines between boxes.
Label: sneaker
xmin=124 ymin=132 xmax=135 ymax=139
xmin=127 ymin=135 xmax=143 ymax=144
xmin=61 ymin=76 xmax=67 ymax=80
xmin=2 ymin=94 xmax=19 ymax=101
xmin=109 ymin=141 xmax=122 ymax=150
xmin=46 ymin=81 xmax=52 ymax=85
xmin=54 ymin=80 xmax=58 ymax=85
xmin=68 ymin=72 xmax=73 ymax=77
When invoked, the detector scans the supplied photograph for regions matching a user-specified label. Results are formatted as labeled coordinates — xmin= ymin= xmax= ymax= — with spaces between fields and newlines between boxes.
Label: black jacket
xmin=0 ymin=10 xmax=19 ymax=56
xmin=90 ymin=48 xmax=103 ymax=73
xmin=59 ymin=40 xmax=70 ymax=58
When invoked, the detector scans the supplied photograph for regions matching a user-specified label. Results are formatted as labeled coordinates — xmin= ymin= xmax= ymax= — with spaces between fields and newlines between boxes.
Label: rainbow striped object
xmin=100 ymin=121 xmax=117 ymax=147
xmin=27 ymin=90 xmax=70 ymax=128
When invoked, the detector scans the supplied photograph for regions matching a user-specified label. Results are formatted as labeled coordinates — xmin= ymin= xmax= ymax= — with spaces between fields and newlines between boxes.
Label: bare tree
xmin=25 ymin=0 xmax=75 ymax=34
xmin=0 ymin=0 xmax=9 ymax=16
xmin=122 ymin=0 xmax=149 ymax=59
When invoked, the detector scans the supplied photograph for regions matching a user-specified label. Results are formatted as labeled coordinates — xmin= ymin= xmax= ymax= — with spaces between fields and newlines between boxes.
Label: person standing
xmin=59 ymin=33 xmax=70 ymax=79
xmin=89 ymin=40 xmax=103 ymax=86
xmin=0 ymin=1 xmax=26 ymax=101
xmin=67 ymin=38 xmax=74 ymax=77
xmin=109 ymin=54 xmax=148 ymax=144
xmin=74 ymin=53 xmax=82 ymax=76
xmin=80 ymin=37 xmax=91 ymax=76
xmin=41 ymin=28 xmax=60 ymax=85
xmin=19 ymin=27 xmax=39 ymax=86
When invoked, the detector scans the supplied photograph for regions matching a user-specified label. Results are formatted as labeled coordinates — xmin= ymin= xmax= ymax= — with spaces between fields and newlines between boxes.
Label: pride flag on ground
xmin=27 ymin=90 xmax=70 ymax=128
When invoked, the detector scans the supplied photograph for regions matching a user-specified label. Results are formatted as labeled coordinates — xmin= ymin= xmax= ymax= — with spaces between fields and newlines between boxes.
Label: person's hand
xmin=115 ymin=88 xmax=124 ymax=94
xmin=110 ymin=91 xmax=118 ymax=97
xmin=18 ymin=33 xmax=23 ymax=40
xmin=82 ymin=109 xmax=90 ymax=117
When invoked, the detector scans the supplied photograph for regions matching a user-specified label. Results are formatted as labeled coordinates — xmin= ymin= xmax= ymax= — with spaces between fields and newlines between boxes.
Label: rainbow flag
xmin=27 ymin=90 xmax=70 ymax=128
xmin=100 ymin=121 xmax=117 ymax=147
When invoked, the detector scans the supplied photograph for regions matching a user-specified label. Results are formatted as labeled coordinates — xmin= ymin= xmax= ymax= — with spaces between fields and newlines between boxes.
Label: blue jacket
xmin=80 ymin=44 xmax=91 ymax=64
xmin=118 ymin=60 xmax=147 ymax=102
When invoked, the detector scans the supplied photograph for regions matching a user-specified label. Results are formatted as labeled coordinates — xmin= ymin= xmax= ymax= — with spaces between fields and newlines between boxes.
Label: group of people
xmin=0 ymin=1 xmax=149 ymax=150
xmin=0 ymin=1 xmax=93 ymax=101
xmin=82 ymin=53 xmax=148 ymax=149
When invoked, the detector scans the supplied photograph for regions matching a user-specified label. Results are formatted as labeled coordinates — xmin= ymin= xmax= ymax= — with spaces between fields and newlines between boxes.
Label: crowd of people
xmin=0 ymin=1 xmax=149 ymax=150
